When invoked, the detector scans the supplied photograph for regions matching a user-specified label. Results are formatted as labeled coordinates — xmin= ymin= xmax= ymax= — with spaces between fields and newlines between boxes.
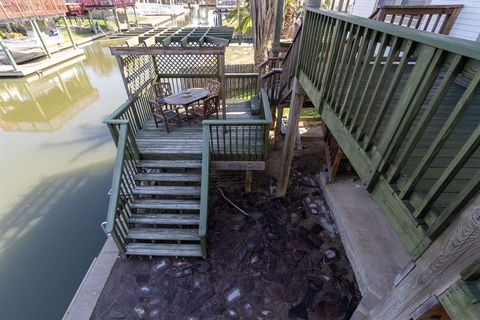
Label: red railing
xmin=0 ymin=0 xmax=67 ymax=21
xmin=79 ymin=0 xmax=136 ymax=7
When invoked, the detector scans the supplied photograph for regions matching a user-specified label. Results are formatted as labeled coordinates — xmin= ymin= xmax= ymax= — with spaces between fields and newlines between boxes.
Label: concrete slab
xmin=63 ymin=237 xmax=118 ymax=320
xmin=318 ymin=173 xmax=411 ymax=319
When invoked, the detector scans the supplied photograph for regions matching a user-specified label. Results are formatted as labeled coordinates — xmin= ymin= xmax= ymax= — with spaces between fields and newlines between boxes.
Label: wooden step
xmin=133 ymin=186 xmax=201 ymax=196
xmin=128 ymin=213 xmax=199 ymax=225
xmin=127 ymin=228 xmax=200 ymax=241
xmin=131 ymin=199 xmax=200 ymax=211
xmin=134 ymin=173 xmax=201 ymax=182
xmin=126 ymin=243 xmax=203 ymax=257
xmin=136 ymin=160 xmax=202 ymax=169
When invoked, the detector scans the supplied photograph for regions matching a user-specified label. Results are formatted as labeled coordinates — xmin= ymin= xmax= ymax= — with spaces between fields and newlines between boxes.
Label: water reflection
xmin=0 ymin=61 xmax=99 ymax=132
xmin=0 ymin=43 xmax=125 ymax=320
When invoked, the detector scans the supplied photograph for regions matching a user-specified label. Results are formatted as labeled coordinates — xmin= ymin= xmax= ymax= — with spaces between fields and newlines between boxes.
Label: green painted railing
xmin=198 ymin=89 xmax=272 ymax=257
xmin=102 ymin=121 xmax=140 ymax=257
xmin=298 ymin=8 xmax=480 ymax=258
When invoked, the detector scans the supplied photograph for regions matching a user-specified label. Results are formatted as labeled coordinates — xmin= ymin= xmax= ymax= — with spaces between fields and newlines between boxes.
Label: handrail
xmin=303 ymin=8 xmax=480 ymax=60
xmin=298 ymin=8 xmax=480 ymax=257
xmin=103 ymin=122 xmax=140 ymax=257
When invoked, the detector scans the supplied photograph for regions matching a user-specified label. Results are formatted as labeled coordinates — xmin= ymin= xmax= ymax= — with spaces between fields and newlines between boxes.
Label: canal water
xmin=0 ymin=7 xmax=222 ymax=320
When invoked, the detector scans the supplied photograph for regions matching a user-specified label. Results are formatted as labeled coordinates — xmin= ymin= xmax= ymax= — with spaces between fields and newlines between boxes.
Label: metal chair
xmin=148 ymin=100 xmax=181 ymax=133
xmin=191 ymin=95 xmax=220 ymax=121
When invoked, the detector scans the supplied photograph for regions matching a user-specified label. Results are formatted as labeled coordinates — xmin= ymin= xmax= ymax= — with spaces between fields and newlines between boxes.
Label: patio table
xmin=164 ymin=88 xmax=209 ymax=125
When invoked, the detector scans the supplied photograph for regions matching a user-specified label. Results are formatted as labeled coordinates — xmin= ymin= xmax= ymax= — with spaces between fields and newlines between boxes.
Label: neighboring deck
xmin=136 ymin=101 xmax=262 ymax=160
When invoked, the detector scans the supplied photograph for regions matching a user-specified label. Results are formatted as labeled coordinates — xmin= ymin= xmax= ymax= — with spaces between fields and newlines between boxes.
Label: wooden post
xmin=277 ymin=79 xmax=304 ymax=197
xmin=30 ymin=19 xmax=51 ymax=59
xmin=113 ymin=8 xmax=121 ymax=32
xmin=272 ymin=0 xmax=285 ymax=56
xmin=62 ymin=16 xmax=77 ymax=49
xmin=245 ymin=170 xmax=252 ymax=192
xmin=0 ymin=38 xmax=18 ymax=71
xmin=366 ymin=193 xmax=480 ymax=319
xmin=133 ymin=6 xmax=139 ymax=27
xmin=275 ymin=103 xmax=284 ymax=136
xmin=219 ymin=53 xmax=227 ymax=119
xmin=88 ymin=10 xmax=96 ymax=33
xmin=124 ymin=6 xmax=130 ymax=30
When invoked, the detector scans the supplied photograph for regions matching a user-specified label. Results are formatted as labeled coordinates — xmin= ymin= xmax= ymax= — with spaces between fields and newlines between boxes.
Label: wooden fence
xmin=298 ymin=7 xmax=480 ymax=258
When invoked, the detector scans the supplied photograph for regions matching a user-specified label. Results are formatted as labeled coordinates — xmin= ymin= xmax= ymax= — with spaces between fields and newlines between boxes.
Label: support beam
xmin=102 ymin=10 xmax=108 ymax=30
xmin=124 ymin=6 xmax=130 ymax=30
xmin=113 ymin=8 xmax=121 ymax=32
xmin=366 ymin=193 xmax=480 ymax=319
xmin=0 ymin=38 xmax=18 ymax=71
xmin=133 ymin=6 xmax=139 ymax=27
xmin=277 ymin=79 xmax=304 ymax=197
xmin=62 ymin=16 xmax=77 ymax=49
xmin=30 ymin=19 xmax=51 ymax=59
xmin=245 ymin=170 xmax=252 ymax=193
xmin=219 ymin=53 xmax=227 ymax=119
xmin=272 ymin=0 xmax=285 ymax=56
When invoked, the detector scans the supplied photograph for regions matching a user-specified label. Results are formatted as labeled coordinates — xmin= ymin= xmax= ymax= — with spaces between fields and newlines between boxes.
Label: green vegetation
xmin=282 ymin=107 xmax=319 ymax=117
xmin=0 ymin=31 xmax=25 ymax=39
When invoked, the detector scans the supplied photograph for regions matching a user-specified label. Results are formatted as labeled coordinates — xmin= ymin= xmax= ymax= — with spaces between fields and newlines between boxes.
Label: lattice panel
xmin=122 ymin=54 xmax=155 ymax=96
xmin=153 ymin=54 xmax=218 ymax=76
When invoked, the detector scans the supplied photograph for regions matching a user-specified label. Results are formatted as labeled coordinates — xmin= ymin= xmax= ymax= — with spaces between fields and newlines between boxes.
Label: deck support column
xmin=62 ymin=16 xmax=77 ymax=49
xmin=245 ymin=170 xmax=252 ymax=193
xmin=30 ymin=19 xmax=51 ymax=59
xmin=133 ymin=6 xmax=139 ymax=27
xmin=113 ymin=8 xmax=121 ymax=32
xmin=277 ymin=78 xmax=304 ymax=197
xmin=0 ymin=38 xmax=18 ymax=71
xmin=124 ymin=6 xmax=130 ymax=30
xmin=102 ymin=11 xmax=108 ymax=30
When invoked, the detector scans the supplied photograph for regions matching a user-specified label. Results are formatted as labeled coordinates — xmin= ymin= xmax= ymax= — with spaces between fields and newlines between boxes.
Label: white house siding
xmin=430 ymin=0 xmax=480 ymax=41
xmin=350 ymin=0 xmax=378 ymax=17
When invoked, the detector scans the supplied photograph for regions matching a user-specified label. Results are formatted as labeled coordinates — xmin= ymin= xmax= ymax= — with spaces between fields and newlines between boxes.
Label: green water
xmin=0 ymin=7 xmax=224 ymax=319
xmin=0 ymin=43 xmax=126 ymax=320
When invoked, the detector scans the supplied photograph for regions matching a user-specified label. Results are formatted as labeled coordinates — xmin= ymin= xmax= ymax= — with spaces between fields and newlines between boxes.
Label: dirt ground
xmin=92 ymin=131 xmax=360 ymax=320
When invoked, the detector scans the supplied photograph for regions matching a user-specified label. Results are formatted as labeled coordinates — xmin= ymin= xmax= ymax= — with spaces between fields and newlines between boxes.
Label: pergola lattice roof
xmin=104 ymin=26 xmax=234 ymax=56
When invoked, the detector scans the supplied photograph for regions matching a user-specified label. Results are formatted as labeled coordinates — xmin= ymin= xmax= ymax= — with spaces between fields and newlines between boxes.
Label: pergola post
xmin=133 ymin=6 xmax=139 ymax=27
xmin=102 ymin=11 xmax=108 ymax=30
xmin=219 ymin=52 xmax=227 ymax=119
xmin=277 ymin=78 xmax=304 ymax=197
xmin=124 ymin=6 xmax=130 ymax=30
xmin=272 ymin=0 xmax=285 ymax=57
xmin=30 ymin=19 xmax=51 ymax=59
xmin=0 ymin=38 xmax=18 ymax=71
xmin=62 ymin=16 xmax=77 ymax=49
xmin=113 ymin=8 xmax=121 ymax=32
xmin=88 ymin=10 xmax=98 ymax=34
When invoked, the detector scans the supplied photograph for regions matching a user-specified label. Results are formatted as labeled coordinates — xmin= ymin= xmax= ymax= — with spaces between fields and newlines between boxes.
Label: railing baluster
xmin=400 ymin=71 xmax=480 ymax=200
xmin=387 ymin=54 xmax=465 ymax=183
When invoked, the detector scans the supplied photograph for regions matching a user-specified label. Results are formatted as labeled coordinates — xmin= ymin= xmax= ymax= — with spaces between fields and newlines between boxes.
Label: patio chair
xmin=191 ymin=95 xmax=220 ymax=121
xmin=148 ymin=100 xmax=181 ymax=133
xmin=207 ymin=79 xmax=221 ymax=97
xmin=153 ymin=81 xmax=173 ymax=99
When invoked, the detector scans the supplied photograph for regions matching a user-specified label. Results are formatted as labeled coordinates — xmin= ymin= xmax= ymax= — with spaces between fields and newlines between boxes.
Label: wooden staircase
xmin=123 ymin=158 xmax=204 ymax=257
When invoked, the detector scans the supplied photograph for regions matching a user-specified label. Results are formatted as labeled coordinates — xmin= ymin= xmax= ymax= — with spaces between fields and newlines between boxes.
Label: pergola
xmin=105 ymin=26 xmax=234 ymax=118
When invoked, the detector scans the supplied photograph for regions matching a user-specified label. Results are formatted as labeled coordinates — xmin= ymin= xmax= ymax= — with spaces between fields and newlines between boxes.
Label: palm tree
xmin=226 ymin=0 xmax=276 ymax=65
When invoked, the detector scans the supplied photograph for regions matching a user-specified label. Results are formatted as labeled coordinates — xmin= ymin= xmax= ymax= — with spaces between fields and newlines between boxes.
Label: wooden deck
xmin=135 ymin=101 xmax=261 ymax=159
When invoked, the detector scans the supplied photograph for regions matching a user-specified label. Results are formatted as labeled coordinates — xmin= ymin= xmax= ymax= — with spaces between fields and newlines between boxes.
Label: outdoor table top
xmin=164 ymin=88 xmax=209 ymax=106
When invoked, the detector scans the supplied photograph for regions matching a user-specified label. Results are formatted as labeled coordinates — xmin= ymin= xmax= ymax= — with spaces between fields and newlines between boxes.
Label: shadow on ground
xmin=92 ymin=137 xmax=360 ymax=320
